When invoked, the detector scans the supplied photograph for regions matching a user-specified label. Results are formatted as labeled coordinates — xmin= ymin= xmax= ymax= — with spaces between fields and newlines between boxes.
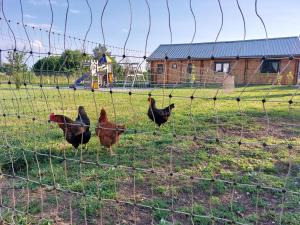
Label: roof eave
xmin=147 ymin=54 xmax=300 ymax=61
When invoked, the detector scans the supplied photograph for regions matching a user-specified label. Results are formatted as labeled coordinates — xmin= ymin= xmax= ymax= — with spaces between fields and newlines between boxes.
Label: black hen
xmin=49 ymin=106 xmax=91 ymax=149
xmin=74 ymin=106 xmax=91 ymax=148
xmin=76 ymin=106 xmax=91 ymax=129
xmin=147 ymin=97 xmax=175 ymax=126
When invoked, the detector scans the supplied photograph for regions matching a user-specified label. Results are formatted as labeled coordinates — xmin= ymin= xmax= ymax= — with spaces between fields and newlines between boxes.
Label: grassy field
xmin=0 ymin=72 xmax=79 ymax=87
xmin=0 ymin=83 xmax=299 ymax=225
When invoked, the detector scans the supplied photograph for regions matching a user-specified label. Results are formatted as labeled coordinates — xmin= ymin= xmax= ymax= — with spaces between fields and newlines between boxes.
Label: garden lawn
xmin=0 ymin=84 xmax=299 ymax=225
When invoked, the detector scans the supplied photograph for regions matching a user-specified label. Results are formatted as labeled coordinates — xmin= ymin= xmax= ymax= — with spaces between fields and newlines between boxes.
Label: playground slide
xmin=75 ymin=73 xmax=89 ymax=86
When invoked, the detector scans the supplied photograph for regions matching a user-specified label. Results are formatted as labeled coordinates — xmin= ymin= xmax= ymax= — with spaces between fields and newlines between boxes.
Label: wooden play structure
xmin=75 ymin=55 xmax=114 ymax=89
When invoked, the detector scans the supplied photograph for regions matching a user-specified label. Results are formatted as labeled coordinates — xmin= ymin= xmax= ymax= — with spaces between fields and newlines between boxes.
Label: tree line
xmin=0 ymin=45 xmax=123 ymax=76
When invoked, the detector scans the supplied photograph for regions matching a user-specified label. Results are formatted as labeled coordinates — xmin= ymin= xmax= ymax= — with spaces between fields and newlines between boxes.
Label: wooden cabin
xmin=147 ymin=36 xmax=300 ymax=85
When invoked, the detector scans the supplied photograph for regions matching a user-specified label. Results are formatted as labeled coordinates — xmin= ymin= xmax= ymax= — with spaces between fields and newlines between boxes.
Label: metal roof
xmin=147 ymin=36 xmax=300 ymax=61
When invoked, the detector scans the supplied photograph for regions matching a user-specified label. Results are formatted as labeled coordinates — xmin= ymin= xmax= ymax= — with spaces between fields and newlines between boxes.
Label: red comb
xmin=49 ymin=113 xmax=55 ymax=121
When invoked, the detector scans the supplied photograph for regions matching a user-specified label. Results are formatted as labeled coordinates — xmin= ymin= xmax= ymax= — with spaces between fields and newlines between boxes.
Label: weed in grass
xmin=278 ymin=212 xmax=300 ymax=225
xmin=211 ymin=196 xmax=221 ymax=205
xmin=79 ymin=196 xmax=102 ymax=218
xmin=192 ymin=216 xmax=211 ymax=225
xmin=212 ymin=202 xmax=246 ymax=222
xmin=241 ymin=213 xmax=258 ymax=224
xmin=158 ymin=218 xmax=173 ymax=225
xmin=135 ymin=172 xmax=145 ymax=184
xmin=213 ymin=180 xmax=226 ymax=195
xmin=196 ymin=180 xmax=211 ymax=194
xmin=284 ymin=193 xmax=300 ymax=209
xmin=192 ymin=204 xmax=210 ymax=225
xmin=154 ymin=185 xmax=168 ymax=196
xmin=2 ymin=213 xmax=33 ymax=225
xmin=28 ymin=200 xmax=41 ymax=215
xmin=144 ymin=199 xmax=171 ymax=222
xmin=40 ymin=218 xmax=54 ymax=225
xmin=46 ymin=194 xmax=57 ymax=205
xmin=256 ymin=173 xmax=285 ymax=188
xmin=250 ymin=195 xmax=267 ymax=208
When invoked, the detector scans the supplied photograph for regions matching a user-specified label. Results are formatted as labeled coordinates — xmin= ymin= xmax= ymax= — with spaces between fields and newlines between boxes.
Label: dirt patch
xmin=217 ymin=117 xmax=300 ymax=141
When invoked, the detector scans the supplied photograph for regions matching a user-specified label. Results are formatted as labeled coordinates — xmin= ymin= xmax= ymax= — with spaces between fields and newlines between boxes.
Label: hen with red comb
xmin=49 ymin=107 xmax=91 ymax=149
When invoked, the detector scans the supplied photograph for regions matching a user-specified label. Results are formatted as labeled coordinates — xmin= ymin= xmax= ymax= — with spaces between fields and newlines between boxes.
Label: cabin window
xmin=187 ymin=63 xmax=193 ymax=74
xmin=200 ymin=60 xmax=204 ymax=67
xmin=260 ymin=60 xmax=280 ymax=73
xmin=157 ymin=64 xmax=164 ymax=74
xmin=215 ymin=62 xmax=230 ymax=73
xmin=172 ymin=63 xmax=177 ymax=69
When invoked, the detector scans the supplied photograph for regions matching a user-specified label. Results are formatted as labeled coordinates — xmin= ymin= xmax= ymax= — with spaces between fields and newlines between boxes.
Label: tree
xmin=6 ymin=51 xmax=27 ymax=72
xmin=0 ymin=63 xmax=11 ymax=73
xmin=60 ymin=49 xmax=90 ymax=73
xmin=6 ymin=50 xmax=27 ymax=89
xmin=93 ymin=44 xmax=110 ymax=61
xmin=32 ymin=55 xmax=61 ymax=74
xmin=92 ymin=44 xmax=124 ymax=80
xmin=32 ymin=50 xmax=91 ymax=76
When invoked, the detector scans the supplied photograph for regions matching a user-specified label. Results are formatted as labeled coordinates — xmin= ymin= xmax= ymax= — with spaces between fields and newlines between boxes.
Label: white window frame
xmin=215 ymin=62 xmax=230 ymax=73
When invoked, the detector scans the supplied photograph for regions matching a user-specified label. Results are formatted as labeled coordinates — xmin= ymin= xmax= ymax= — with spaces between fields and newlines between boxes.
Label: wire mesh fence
xmin=0 ymin=0 xmax=299 ymax=225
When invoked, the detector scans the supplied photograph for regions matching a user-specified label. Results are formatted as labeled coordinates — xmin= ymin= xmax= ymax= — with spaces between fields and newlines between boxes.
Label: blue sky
xmin=1 ymin=0 xmax=300 ymax=56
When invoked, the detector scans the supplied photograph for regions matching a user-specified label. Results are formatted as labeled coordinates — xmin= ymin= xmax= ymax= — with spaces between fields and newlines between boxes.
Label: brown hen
xmin=95 ymin=108 xmax=125 ymax=155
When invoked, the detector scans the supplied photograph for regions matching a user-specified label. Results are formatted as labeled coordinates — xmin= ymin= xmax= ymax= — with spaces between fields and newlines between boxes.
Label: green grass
xmin=0 ymin=72 xmax=78 ymax=86
xmin=0 ymin=83 xmax=300 ymax=224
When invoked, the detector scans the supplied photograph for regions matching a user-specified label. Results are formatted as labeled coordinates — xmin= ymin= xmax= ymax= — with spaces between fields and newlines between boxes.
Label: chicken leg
xmin=110 ymin=146 xmax=116 ymax=156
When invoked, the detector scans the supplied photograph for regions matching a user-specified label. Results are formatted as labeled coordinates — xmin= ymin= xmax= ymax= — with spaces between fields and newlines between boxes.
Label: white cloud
xmin=70 ymin=9 xmax=80 ymax=14
xmin=0 ymin=38 xmax=47 ymax=66
xmin=27 ymin=23 xmax=51 ymax=29
xmin=27 ymin=0 xmax=64 ymax=6
xmin=24 ymin=14 xmax=36 ymax=19
xmin=0 ymin=37 xmax=44 ymax=54
xmin=31 ymin=40 xmax=44 ymax=50
xmin=122 ymin=28 xmax=129 ymax=33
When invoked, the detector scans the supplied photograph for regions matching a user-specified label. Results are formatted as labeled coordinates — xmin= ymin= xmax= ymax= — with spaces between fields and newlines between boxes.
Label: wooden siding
xmin=149 ymin=58 xmax=299 ymax=85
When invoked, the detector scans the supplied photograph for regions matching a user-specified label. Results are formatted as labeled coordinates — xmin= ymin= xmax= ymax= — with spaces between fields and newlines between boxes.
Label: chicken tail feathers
xmin=169 ymin=103 xmax=175 ymax=109
xmin=99 ymin=108 xmax=108 ymax=123
xmin=77 ymin=106 xmax=90 ymax=126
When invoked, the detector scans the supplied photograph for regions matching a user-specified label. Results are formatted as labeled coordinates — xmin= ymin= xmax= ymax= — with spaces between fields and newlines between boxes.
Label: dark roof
xmin=147 ymin=36 xmax=300 ymax=61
